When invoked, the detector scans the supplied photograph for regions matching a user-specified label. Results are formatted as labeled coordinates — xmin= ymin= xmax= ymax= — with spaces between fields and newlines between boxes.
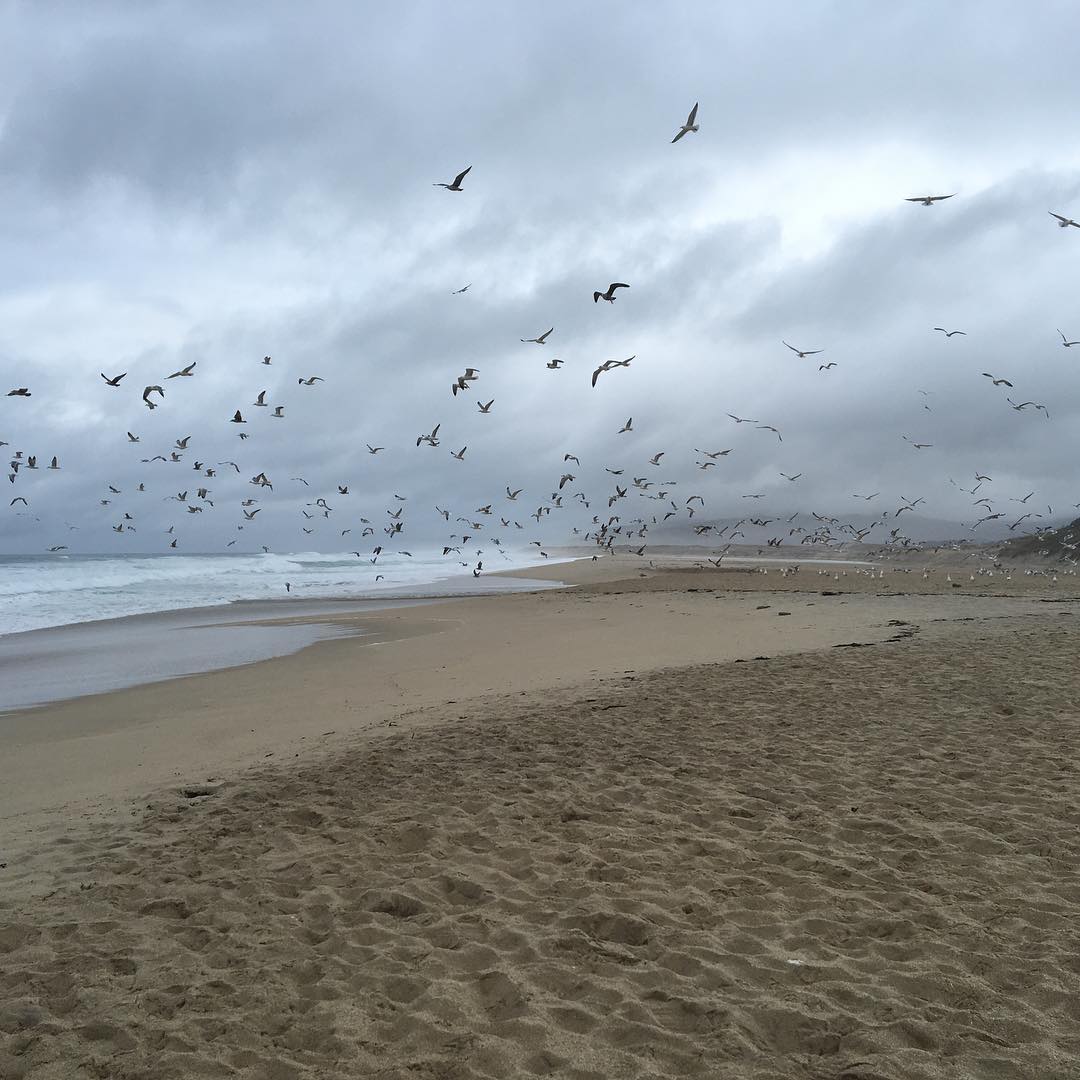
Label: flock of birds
xmin=4 ymin=102 xmax=1080 ymax=579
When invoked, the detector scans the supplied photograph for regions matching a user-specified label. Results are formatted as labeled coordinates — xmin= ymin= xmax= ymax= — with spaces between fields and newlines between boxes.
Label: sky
xmin=1 ymin=0 xmax=1079 ymax=555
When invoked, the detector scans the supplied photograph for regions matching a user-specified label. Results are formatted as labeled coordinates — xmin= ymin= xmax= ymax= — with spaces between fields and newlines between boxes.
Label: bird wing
xmin=453 ymin=165 xmax=472 ymax=186
xmin=671 ymin=128 xmax=687 ymax=144
xmin=591 ymin=366 xmax=602 ymax=387
xmin=609 ymin=283 xmax=629 ymax=292
xmin=1050 ymin=211 xmax=1068 ymax=222
xmin=930 ymin=194 xmax=955 ymax=201
xmin=686 ymin=102 xmax=698 ymax=126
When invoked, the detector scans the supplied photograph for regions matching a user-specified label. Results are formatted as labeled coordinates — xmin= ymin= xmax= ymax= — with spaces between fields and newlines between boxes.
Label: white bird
xmin=167 ymin=361 xmax=196 ymax=378
xmin=521 ymin=328 xmax=553 ymax=344
xmin=618 ymin=417 xmax=633 ymax=433
xmin=906 ymin=193 xmax=955 ymax=205
xmin=1058 ymin=330 xmax=1079 ymax=347
xmin=671 ymin=102 xmax=699 ymax=143
xmin=1049 ymin=211 xmax=1080 ymax=228
xmin=782 ymin=341 xmax=822 ymax=357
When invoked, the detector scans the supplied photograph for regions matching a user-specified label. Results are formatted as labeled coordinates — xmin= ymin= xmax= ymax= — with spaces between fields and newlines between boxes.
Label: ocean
xmin=0 ymin=550 xmax=563 ymax=637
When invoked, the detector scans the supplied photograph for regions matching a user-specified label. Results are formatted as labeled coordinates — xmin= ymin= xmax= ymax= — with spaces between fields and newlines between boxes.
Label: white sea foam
xmin=0 ymin=550 xmax=561 ymax=636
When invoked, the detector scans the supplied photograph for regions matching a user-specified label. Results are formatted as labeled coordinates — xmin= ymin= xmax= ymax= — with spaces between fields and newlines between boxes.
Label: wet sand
xmin=1 ymin=555 xmax=1078 ymax=1078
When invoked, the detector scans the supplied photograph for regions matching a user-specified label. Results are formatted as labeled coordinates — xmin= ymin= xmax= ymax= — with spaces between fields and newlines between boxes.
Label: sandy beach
xmin=2 ymin=556 xmax=1079 ymax=1078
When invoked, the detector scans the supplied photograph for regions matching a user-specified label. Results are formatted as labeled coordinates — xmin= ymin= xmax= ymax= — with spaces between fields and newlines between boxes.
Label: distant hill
xmin=999 ymin=516 xmax=1080 ymax=561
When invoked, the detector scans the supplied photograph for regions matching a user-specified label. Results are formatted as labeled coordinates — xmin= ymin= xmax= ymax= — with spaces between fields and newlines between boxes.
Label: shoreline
xmin=2 ymin=555 xmax=1077 ymax=880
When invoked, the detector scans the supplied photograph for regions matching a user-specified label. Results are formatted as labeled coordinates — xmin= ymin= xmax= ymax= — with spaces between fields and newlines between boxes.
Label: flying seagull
xmin=982 ymin=373 xmax=1013 ymax=387
xmin=593 ymin=282 xmax=630 ymax=304
xmin=298 ymin=376 xmax=324 ymax=386
xmin=167 ymin=361 xmax=196 ymax=378
xmin=7 ymin=388 xmax=31 ymax=396
xmin=142 ymin=385 xmax=164 ymax=408
xmin=417 ymin=423 xmax=441 ymax=447
xmin=906 ymin=193 xmax=955 ymax=205
xmin=934 ymin=327 xmax=967 ymax=337
xmin=727 ymin=414 xmax=757 ymax=424
xmin=1049 ymin=211 xmax=1080 ymax=228
xmin=1058 ymin=330 xmax=1079 ymax=347
xmin=618 ymin=417 xmax=633 ymax=433
xmin=434 ymin=166 xmax=471 ymax=191
xmin=591 ymin=356 xmax=633 ymax=387
xmin=671 ymin=102 xmax=699 ymax=143
xmin=101 ymin=372 xmax=126 ymax=386
xmin=782 ymin=341 xmax=822 ymax=358
xmin=477 ymin=399 xmax=494 ymax=413
xmin=452 ymin=284 xmax=471 ymax=294
xmin=521 ymin=328 xmax=553 ymax=344
xmin=819 ymin=362 xmax=837 ymax=370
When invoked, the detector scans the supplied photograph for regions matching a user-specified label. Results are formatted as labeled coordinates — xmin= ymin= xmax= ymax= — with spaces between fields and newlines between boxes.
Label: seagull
xmin=780 ymin=472 xmax=802 ymax=481
xmin=591 ymin=356 xmax=634 ymax=387
xmin=298 ymin=376 xmax=324 ymax=386
xmin=756 ymin=424 xmax=782 ymax=442
xmin=433 ymin=165 xmax=471 ymax=191
xmin=671 ymin=102 xmax=699 ymax=143
xmin=262 ymin=355 xmax=272 ymax=365
xmin=506 ymin=487 xmax=522 ymax=500
xmin=175 ymin=435 xmax=191 ymax=449
xmin=367 ymin=444 xmax=384 ymax=454
xmin=819 ymin=362 xmax=837 ymax=370
xmin=727 ymin=414 xmax=757 ymax=424
xmin=1058 ymin=330 xmax=1079 ymax=347
xmin=593 ymin=282 xmax=630 ymax=304
xmin=521 ymin=328 xmax=553 ymax=344
xmin=126 ymin=432 xmax=139 ymax=443
xmin=167 ymin=361 xmax=196 ymax=378
xmin=253 ymin=390 xmax=268 ymax=406
xmin=648 ymin=452 xmax=665 ymax=466
xmin=934 ymin=327 xmax=967 ymax=337
xmin=451 ymin=446 xmax=467 ymax=460
xmin=852 ymin=493 xmax=879 ymax=501
xmin=272 ymin=405 xmax=285 ymax=418
xmin=902 ymin=436 xmax=932 ymax=449
xmin=618 ymin=418 xmax=633 ymax=433
xmin=230 ymin=410 xmax=246 ymax=423
xmin=477 ymin=399 xmax=494 ymax=413
xmin=546 ymin=359 xmax=564 ymax=369
xmin=695 ymin=448 xmax=732 ymax=458
xmin=1049 ymin=211 xmax=1080 ymax=228
xmin=452 ymin=284 xmax=471 ymax=294
xmin=782 ymin=341 xmax=822 ymax=358
xmin=417 ymin=423 xmax=441 ymax=447
xmin=101 ymin=372 xmax=127 ymax=386
xmin=982 ymin=373 xmax=1013 ymax=387
xmin=142 ymin=385 xmax=164 ymax=408
xmin=7 ymin=388 xmax=30 ymax=396
xmin=48 ymin=456 xmax=59 ymax=470
xmin=906 ymin=193 xmax=955 ymax=205
xmin=243 ymin=508 xmax=261 ymax=520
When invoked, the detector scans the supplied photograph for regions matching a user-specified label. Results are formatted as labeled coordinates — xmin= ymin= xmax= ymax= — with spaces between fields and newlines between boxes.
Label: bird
xmin=101 ymin=372 xmax=126 ymax=386
xmin=648 ymin=452 xmax=665 ymax=466
xmin=272 ymin=406 xmax=285 ymax=418
xmin=696 ymin=448 xmax=732 ymax=458
xmin=546 ymin=359 xmax=564 ymax=369
xmin=591 ymin=356 xmax=633 ymax=387
xmin=618 ymin=418 xmax=633 ymax=433
xmin=934 ymin=327 xmax=966 ymax=337
xmin=671 ymin=102 xmax=699 ymax=143
xmin=1049 ymin=211 xmax=1080 ymax=228
xmin=126 ymin=432 xmax=139 ymax=443
xmin=298 ymin=376 xmax=323 ymax=386
xmin=727 ymin=414 xmax=757 ymax=424
xmin=261 ymin=355 xmax=272 ymax=365
xmin=782 ymin=341 xmax=822 ymax=358
xmin=452 ymin=284 xmax=471 ymax=294
xmin=756 ymin=424 xmax=782 ymax=441
xmin=593 ymin=282 xmax=629 ymax=303
xmin=433 ymin=165 xmax=471 ymax=191
xmin=417 ymin=424 xmax=441 ymax=447
xmin=253 ymin=390 xmax=268 ymax=406
xmin=167 ymin=361 xmax=196 ymax=378
xmin=230 ymin=410 xmax=246 ymax=423
xmin=175 ymin=435 xmax=191 ymax=449
xmin=819 ymin=362 xmax=837 ymax=371
xmin=902 ymin=436 xmax=932 ymax=449
xmin=506 ymin=487 xmax=522 ymax=500
xmin=906 ymin=193 xmax=955 ymax=205
xmin=1058 ymin=330 xmax=1079 ymax=347
xmin=367 ymin=444 xmax=384 ymax=454
xmin=780 ymin=472 xmax=802 ymax=481
xmin=477 ymin=399 xmax=494 ymax=413
xmin=7 ymin=388 xmax=31 ymax=397
xmin=451 ymin=446 xmax=467 ymax=460
xmin=142 ymin=385 xmax=164 ymax=408
xmin=521 ymin=328 xmax=553 ymax=344
xmin=982 ymin=373 xmax=1013 ymax=387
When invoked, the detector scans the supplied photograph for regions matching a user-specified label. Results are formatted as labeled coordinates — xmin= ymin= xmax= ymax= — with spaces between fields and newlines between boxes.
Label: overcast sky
xmin=2 ymin=1 xmax=1079 ymax=555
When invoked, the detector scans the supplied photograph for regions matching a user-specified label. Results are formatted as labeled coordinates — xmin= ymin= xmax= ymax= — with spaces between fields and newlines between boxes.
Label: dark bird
xmin=452 ymin=284 xmax=471 ymax=294
xmin=906 ymin=193 xmax=955 ymax=205
xmin=546 ymin=359 xmax=563 ymax=369
xmin=819 ymin=362 xmax=837 ymax=370
xmin=101 ymin=372 xmax=126 ymax=386
xmin=934 ymin=327 xmax=966 ymax=337
xmin=593 ymin=282 xmax=630 ymax=304
xmin=7 ymin=388 xmax=30 ymax=397
xmin=434 ymin=165 xmax=472 ymax=191
xmin=230 ymin=410 xmax=246 ymax=423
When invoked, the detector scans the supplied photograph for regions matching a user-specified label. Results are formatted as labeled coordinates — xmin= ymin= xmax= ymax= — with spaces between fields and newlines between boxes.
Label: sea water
xmin=0 ymin=550 xmax=561 ymax=636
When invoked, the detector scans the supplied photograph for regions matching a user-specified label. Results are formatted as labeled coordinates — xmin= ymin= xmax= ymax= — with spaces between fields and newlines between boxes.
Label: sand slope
xmin=2 ymin=616 xmax=1079 ymax=1078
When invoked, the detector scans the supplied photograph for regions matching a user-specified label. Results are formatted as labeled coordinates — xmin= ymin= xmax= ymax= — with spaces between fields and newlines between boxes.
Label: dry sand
xmin=2 ymin=557 xmax=1079 ymax=1077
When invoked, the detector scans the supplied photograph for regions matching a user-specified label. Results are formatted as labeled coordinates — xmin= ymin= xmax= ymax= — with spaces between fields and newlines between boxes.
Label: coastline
xmin=1 ymin=561 xmax=1078 ymax=1077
